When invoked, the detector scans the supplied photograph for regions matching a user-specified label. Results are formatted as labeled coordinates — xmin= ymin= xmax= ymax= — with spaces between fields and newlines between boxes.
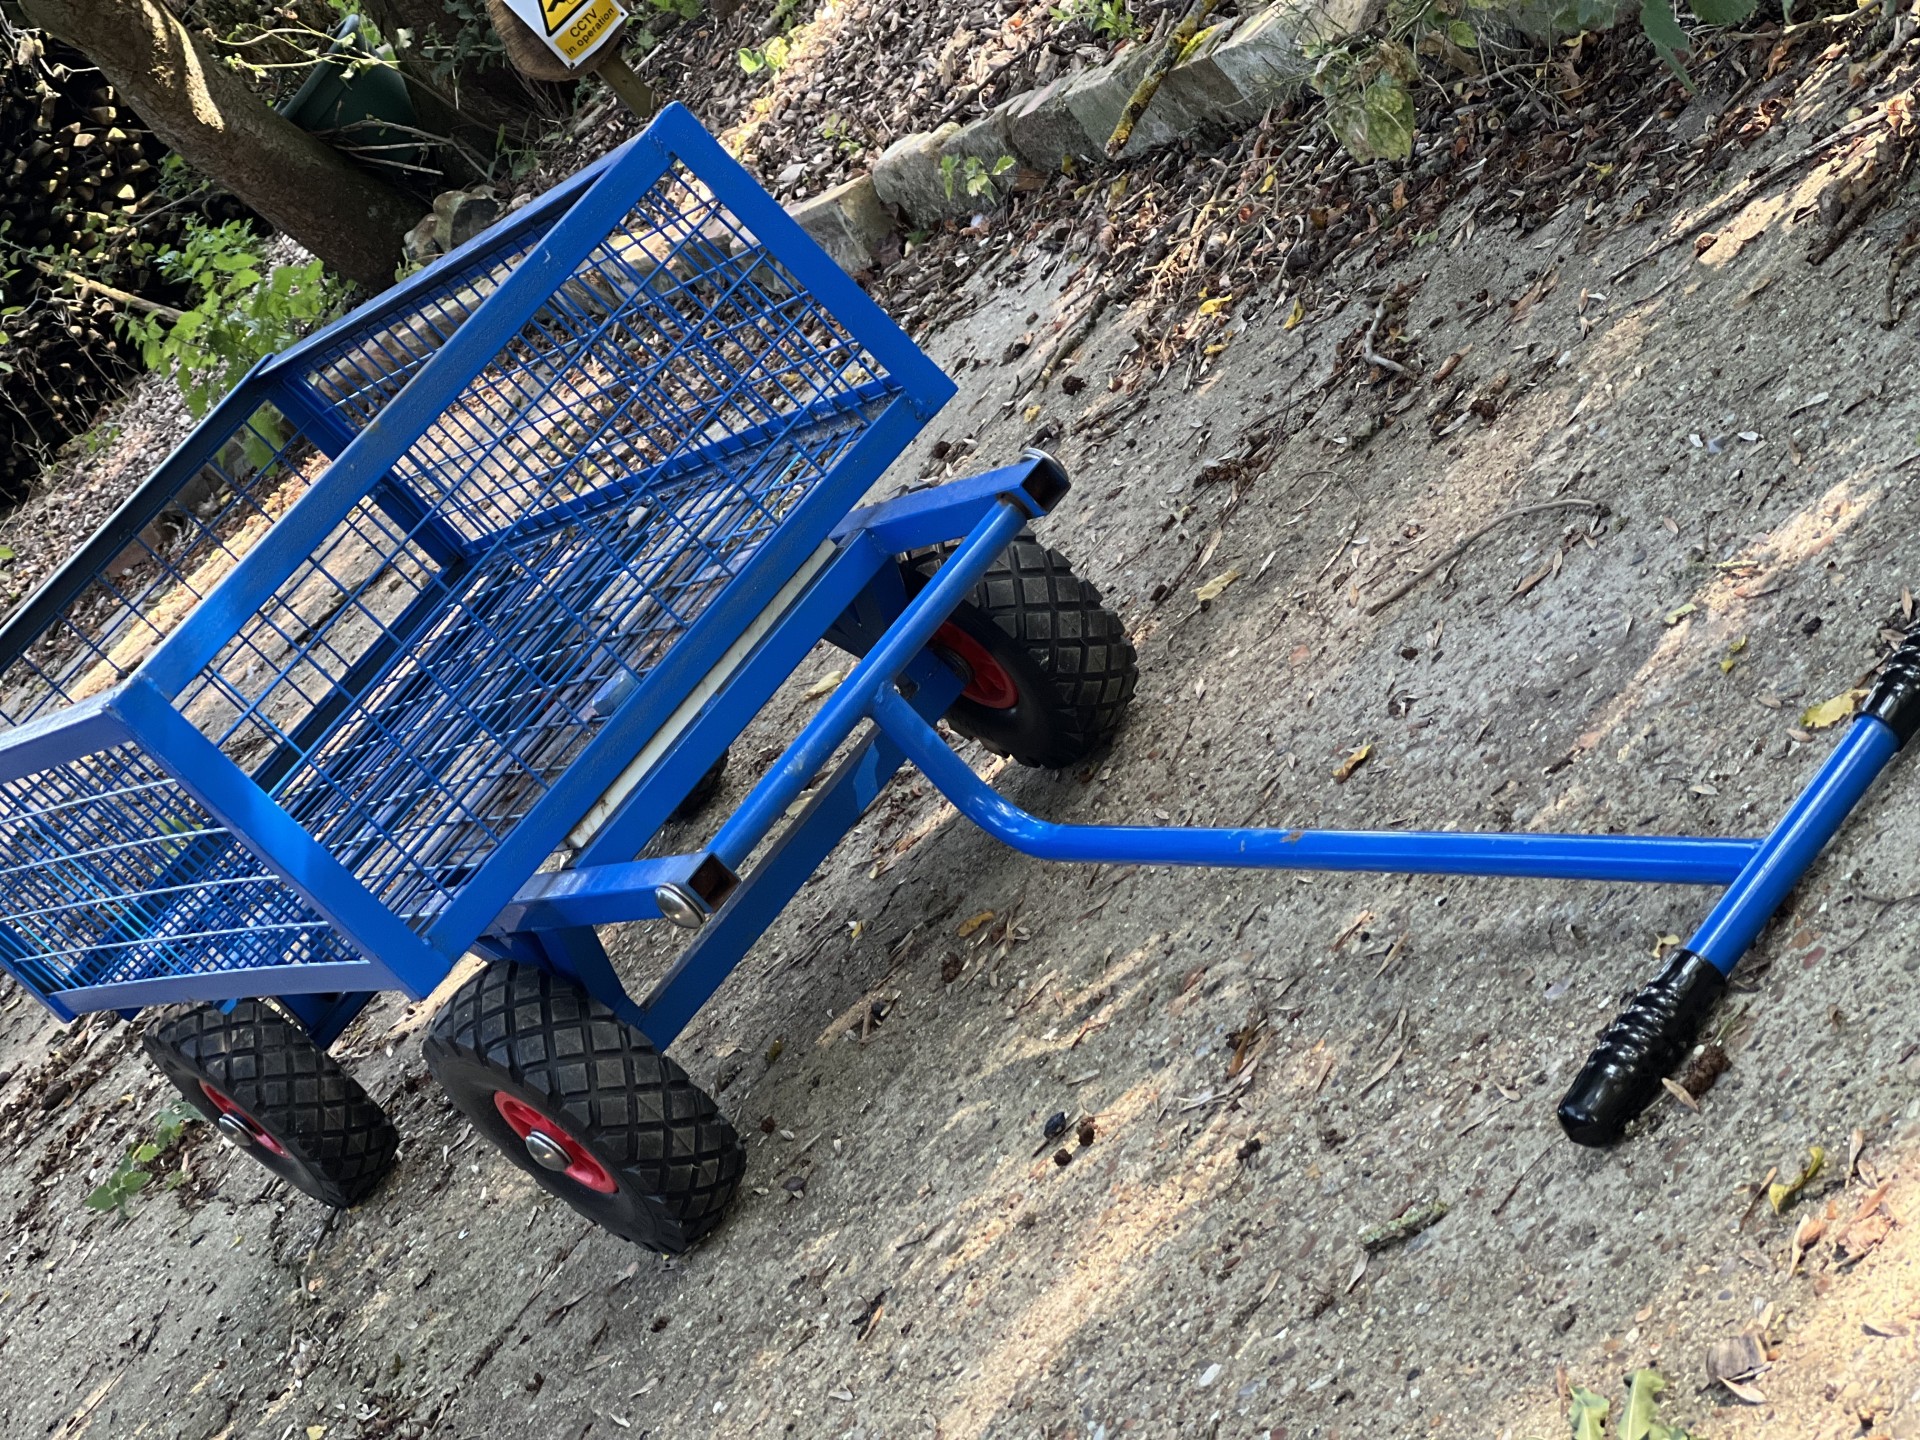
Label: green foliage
xmin=84 ymin=1100 xmax=202 ymax=1220
xmin=1640 ymin=0 xmax=1695 ymax=81
xmin=821 ymin=114 xmax=864 ymax=158
xmin=401 ymin=0 xmax=509 ymax=93
xmin=1327 ymin=0 xmax=1757 ymax=163
xmin=1311 ymin=41 xmax=1419 ymax=162
xmin=120 ymin=219 xmax=337 ymax=424
xmin=1537 ymin=1372 xmax=1698 ymax=1440
xmin=1640 ymin=0 xmax=1755 ymax=86
xmin=940 ymin=153 xmax=1018 ymax=201
xmin=649 ymin=0 xmax=703 ymax=17
xmin=738 ymin=37 xmax=791 ymax=72
xmin=77 ymin=421 xmax=122 ymax=458
xmin=1049 ymin=0 xmax=1141 ymax=40
xmin=1569 ymin=1388 xmax=1609 ymax=1440
xmin=740 ymin=0 xmax=809 ymax=71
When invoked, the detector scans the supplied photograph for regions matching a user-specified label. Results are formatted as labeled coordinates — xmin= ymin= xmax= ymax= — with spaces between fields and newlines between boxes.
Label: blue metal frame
xmin=0 ymin=103 xmax=1905 ymax=1129
xmin=475 ymin=485 xmax=1902 ymax=1055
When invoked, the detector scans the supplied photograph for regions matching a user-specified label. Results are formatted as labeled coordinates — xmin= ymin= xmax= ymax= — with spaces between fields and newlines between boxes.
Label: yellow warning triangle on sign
xmin=539 ymin=0 xmax=592 ymax=35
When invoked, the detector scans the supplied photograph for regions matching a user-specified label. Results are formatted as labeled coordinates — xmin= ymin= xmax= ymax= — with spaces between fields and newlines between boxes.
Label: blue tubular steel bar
xmin=636 ymin=656 xmax=963 ymax=1047
xmin=575 ymin=453 xmax=1063 ymax=870
xmin=487 ymin=853 xmax=727 ymax=932
xmin=1685 ymin=715 xmax=1903 ymax=970
xmin=706 ymin=496 xmax=1035 ymax=871
xmin=867 ymin=687 xmax=1763 ymax=885
xmin=1557 ymin=708 xmax=1911 ymax=1146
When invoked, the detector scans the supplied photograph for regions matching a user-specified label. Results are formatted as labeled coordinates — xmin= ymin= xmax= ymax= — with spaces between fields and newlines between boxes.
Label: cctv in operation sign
xmin=501 ymin=0 xmax=627 ymax=67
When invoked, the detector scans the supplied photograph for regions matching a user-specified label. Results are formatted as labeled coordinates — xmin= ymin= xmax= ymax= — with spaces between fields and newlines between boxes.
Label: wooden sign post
xmin=485 ymin=0 xmax=657 ymax=117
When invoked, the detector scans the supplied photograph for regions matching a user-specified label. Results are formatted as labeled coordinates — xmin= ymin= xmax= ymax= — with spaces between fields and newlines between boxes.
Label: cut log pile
xmin=0 ymin=39 xmax=179 ymax=506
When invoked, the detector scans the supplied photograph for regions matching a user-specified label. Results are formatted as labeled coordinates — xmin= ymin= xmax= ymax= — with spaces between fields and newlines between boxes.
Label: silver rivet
xmin=216 ymin=1113 xmax=253 ymax=1146
xmin=654 ymin=881 xmax=710 ymax=930
xmin=524 ymin=1130 xmax=572 ymax=1173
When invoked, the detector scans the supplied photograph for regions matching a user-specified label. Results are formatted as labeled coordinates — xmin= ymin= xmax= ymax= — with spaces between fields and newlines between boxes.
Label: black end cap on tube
xmin=1862 ymin=626 xmax=1920 ymax=748
xmin=1556 ymin=948 xmax=1726 ymax=1147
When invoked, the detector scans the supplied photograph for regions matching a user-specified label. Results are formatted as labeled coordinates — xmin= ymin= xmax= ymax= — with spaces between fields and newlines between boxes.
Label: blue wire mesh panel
xmin=166 ymin=136 xmax=919 ymax=935
xmin=0 ymin=407 xmax=329 ymax=730
xmin=0 ymin=402 xmax=383 ymax=1011
xmin=0 ymin=107 xmax=950 ymax=1014
xmin=0 ymin=746 xmax=373 ymax=1008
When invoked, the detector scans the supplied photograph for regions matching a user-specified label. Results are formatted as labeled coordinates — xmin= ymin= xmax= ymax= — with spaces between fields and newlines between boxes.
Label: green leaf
xmin=1358 ymin=72 xmax=1416 ymax=161
xmin=0 ymin=544 xmax=14 ymax=563
xmin=1640 ymin=0 xmax=1695 ymax=88
xmin=131 ymin=1142 xmax=161 ymax=1164
xmin=1569 ymin=1387 xmax=1610 ymax=1440
xmin=1624 ymin=1370 xmax=1665 ymax=1440
xmin=84 ymin=1183 xmax=125 ymax=1212
xmin=120 ymin=1169 xmax=152 ymax=1194
xmin=1687 ymin=0 xmax=1754 ymax=22
xmin=1447 ymin=18 xmax=1479 ymax=47
xmin=1768 ymin=1144 xmax=1825 ymax=1213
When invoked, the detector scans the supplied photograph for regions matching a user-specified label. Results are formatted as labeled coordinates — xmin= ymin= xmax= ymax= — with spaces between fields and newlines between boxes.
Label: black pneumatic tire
xmin=144 ymin=1000 xmax=399 ymax=1208
xmin=905 ymin=538 xmax=1138 ymax=769
xmin=422 ymin=961 xmax=744 ymax=1253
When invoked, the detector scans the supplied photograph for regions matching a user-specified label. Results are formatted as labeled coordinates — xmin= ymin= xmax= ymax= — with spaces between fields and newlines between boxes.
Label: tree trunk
xmin=18 ymin=0 xmax=420 ymax=290
xmin=360 ymin=0 xmax=572 ymax=142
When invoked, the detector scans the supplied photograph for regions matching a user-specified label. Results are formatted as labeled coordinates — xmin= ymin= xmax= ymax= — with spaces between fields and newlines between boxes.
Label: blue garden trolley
xmin=1 ymin=106 xmax=1914 ymax=1249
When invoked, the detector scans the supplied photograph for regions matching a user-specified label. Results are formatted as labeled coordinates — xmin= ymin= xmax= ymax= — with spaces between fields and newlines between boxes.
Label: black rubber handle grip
xmin=1863 ymin=623 xmax=1920 ymax=748
xmin=1557 ymin=948 xmax=1726 ymax=1146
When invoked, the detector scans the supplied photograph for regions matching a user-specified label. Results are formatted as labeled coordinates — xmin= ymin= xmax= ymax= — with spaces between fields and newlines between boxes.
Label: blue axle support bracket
xmin=490 ymin=853 xmax=742 ymax=934
xmin=273 ymin=990 xmax=380 ymax=1050
xmin=828 ymin=450 xmax=1069 ymax=557
xmin=635 ymin=656 xmax=964 ymax=1048
xmin=523 ymin=924 xmax=649 ymax=1034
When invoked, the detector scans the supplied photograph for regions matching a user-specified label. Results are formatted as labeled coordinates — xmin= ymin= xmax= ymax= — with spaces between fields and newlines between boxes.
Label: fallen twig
xmin=1105 ymin=0 xmax=1223 ymax=157
xmin=1884 ymin=229 xmax=1920 ymax=329
xmin=1363 ymin=499 xmax=1609 ymax=617
xmin=1361 ymin=299 xmax=1410 ymax=377
xmin=30 ymin=258 xmax=184 ymax=324
xmin=1610 ymin=104 xmax=1893 ymax=285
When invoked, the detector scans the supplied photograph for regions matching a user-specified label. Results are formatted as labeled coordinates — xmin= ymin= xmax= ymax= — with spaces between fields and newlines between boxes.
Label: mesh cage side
xmin=0 ymin=409 xmax=332 ymax=734
xmin=0 ymin=746 xmax=354 ymax=999
xmin=161 ymin=161 xmax=906 ymax=928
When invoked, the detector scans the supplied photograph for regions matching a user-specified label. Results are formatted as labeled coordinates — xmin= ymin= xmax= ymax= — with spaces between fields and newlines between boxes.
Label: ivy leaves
xmin=1642 ymin=0 xmax=1757 ymax=87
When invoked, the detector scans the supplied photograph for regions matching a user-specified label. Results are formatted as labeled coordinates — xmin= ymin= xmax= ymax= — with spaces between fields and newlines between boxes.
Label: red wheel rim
xmin=932 ymin=622 xmax=1019 ymax=710
xmin=492 ymin=1092 xmax=617 ymax=1194
xmin=200 ymin=1082 xmax=288 ymax=1158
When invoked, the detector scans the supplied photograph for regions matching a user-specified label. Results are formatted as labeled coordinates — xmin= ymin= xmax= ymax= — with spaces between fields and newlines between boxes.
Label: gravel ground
xmin=5 ymin=43 xmax=1920 ymax=1440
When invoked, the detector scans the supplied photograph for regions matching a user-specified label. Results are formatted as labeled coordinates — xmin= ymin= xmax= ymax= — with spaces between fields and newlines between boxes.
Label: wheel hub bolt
xmin=216 ymin=1113 xmax=254 ymax=1147
xmin=524 ymin=1129 xmax=572 ymax=1173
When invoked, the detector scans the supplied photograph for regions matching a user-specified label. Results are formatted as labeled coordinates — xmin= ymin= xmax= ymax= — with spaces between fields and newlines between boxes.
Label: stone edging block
xmin=785 ymin=0 xmax=1385 ymax=267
